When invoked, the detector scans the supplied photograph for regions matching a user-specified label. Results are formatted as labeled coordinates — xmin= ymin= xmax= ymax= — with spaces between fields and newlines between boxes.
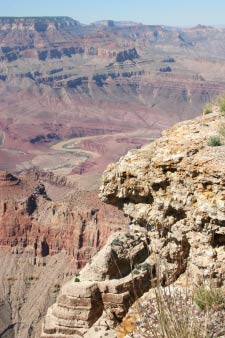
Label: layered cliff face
xmin=0 ymin=170 xmax=127 ymax=338
xmin=40 ymin=231 xmax=153 ymax=338
xmin=40 ymin=110 xmax=225 ymax=338
xmin=0 ymin=170 xmax=127 ymax=266
xmin=100 ymin=110 xmax=225 ymax=285
xmin=2 ymin=17 xmax=225 ymax=175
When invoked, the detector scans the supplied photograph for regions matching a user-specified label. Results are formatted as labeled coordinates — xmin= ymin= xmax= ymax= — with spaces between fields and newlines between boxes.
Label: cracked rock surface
xmin=100 ymin=111 xmax=225 ymax=285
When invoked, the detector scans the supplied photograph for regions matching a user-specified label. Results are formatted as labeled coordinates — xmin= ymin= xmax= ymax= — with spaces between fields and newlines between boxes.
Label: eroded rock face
xmin=0 ymin=172 xmax=127 ymax=337
xmin=0 ymin=170 xmax=19 ymax=186
xmin=0 ymin=251 xmax=74 ymax=338
xmin=40 ymin=111 xmax=225 ymax=338
xmin=40 ymin=231 xmax=153 ymax=338
xmin=3 ymin=18 xmax=225 ymax=175
xmin=0 ymin=172 xmax=126 ymax=266
xmin=100 ymin=111 xmax=225 ymax=285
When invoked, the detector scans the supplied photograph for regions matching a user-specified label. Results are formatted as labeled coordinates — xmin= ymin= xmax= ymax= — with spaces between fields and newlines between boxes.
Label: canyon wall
xmin=40 ymin=110 xmax=225 ymax=338
xmin=100 ymin=110 xmax=225 ymax=284
xmin=0 ymin=170 xmax=127 ymax=337
xmin=2 ymin=17 xmax=225 ymax=173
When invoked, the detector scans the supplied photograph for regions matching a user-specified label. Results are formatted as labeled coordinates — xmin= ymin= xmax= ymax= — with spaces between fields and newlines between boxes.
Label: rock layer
xmin=40 ymin=111 xmax=225 ymax=338
xmin=41 ymin=231 xmax=153 ymax=338
xmin=0 ymin=171 xmax=127 ymax=266
xmin=0 ymin=171 xmax=127 ymax=337
xmin=100 ymin=111 xmax=225 ymax=285
xmin=2 ymin=17 xmax=225 ymax=174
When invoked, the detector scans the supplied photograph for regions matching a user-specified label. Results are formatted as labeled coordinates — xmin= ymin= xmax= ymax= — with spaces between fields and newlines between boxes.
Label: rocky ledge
xmin=40 ymin=110 xmax=225 ymax=337
xmin=40 ymin=231 xmax=154 ymax=338
xmin=100 ymin=110 xmax=225 ymax=285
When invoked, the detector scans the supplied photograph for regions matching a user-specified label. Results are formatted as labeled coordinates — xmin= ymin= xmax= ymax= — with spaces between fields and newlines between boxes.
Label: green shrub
xmin=112 ymin=238 xmax=122 ymax=246
xmin=218 ymin=94 xmax=225 ymax=114
xmin=74 ymin=277 xmax=80 ymax=283
xmin=193 ymin=286 xmax=225 ymax=311
xmin=208 ymin=135 xmax=222 ymax=146
xmin=218 ymin=125 xmax=225 ymax=137
xmin=203 ymin=102 xmax=213 ymax=115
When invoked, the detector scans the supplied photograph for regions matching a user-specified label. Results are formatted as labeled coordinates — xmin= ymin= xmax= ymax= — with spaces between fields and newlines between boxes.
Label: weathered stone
xmin=41 ymin=110 xmax=225 ymax=337
xmin=40 ymin=231 xmax=154 ymax=337
xmin=100 ymin=110 xmax=225 ymax=285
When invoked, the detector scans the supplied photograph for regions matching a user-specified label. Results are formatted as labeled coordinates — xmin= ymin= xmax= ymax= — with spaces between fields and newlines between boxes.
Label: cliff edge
xmin=40 ymin=110 xmax=225 ymax=338
xmin=100 ymin=110 xmax=225 ymax=285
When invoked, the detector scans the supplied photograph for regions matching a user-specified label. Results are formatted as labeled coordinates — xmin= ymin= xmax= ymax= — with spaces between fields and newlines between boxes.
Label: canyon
xmin=40 ymin=110 xmax=225 ymax=338
xmin=1 ymin=18 xmax=225 ymax=185
xmin=0 ymin=169 xmax=127 ymax=337
xmin=1 ymin=16 xmax=225 ymax=338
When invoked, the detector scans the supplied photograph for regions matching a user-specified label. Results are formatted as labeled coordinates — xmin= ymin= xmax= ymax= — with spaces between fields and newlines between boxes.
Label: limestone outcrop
xmin=40 ymin=231 xmax=154 ymax=338
xmin=100 ymin=111 xmax=225 ymax=285
xmin=40 ymin=111 xmax=225 ymax=338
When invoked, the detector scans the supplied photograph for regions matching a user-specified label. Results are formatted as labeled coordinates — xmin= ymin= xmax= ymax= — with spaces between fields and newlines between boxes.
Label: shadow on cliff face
xmin=41 ymin=238 xmax=49 ymax=257
xmin=0 ymin=301 xmax=15 ymax=338
xmin=26 ymin=195 xmax=37 ymax=215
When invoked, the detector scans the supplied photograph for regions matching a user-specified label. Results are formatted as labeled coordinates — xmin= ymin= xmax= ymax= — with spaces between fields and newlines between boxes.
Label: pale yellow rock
xmin=100 ymin=111 xmax=225 ymax=285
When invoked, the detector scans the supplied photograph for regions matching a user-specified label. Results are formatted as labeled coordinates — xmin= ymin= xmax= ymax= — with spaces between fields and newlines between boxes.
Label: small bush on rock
xmin=208 ymin=135 xmax=222 ymax=147
xmin=193 ymin=286 xmax=225 ymax=311
xmin=218 ymin=124 xmax=225 ymax=137
xmin=203 ymin=102 xmax=213 ymax=115
xmin=112 ymin=238 xmax=122 ymax=246
xmin=219 ymin=94 xmax=225 ymax=114
xmin=123 ymin=285 xmax=210 ymax=338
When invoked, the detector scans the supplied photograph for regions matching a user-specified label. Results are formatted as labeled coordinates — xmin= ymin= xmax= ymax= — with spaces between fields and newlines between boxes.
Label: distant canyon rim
xmin=1 ymin=17 xmax=225 ymax=187
xmin=1 ymin=16 xmax=225 ymax=338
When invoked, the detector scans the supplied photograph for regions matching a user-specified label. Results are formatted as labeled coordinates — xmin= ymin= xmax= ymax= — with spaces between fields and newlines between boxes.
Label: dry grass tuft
xmin=203 ymin=102 xmax=213 ymax=115
xmin=193 ymin=285 xmax=225 ymax=312
xmin=118 ymin=284 xmax=214 ymax=338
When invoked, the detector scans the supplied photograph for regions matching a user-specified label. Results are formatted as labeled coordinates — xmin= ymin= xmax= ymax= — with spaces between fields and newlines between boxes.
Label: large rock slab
xmin=40 ymin=231 xmax=154 ymax=338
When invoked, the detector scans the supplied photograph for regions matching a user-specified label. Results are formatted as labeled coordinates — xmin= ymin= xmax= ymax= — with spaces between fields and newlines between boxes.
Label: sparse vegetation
xmin=112 ymin=238 xmax=122 ymax=246
xmin=53 ymin=284 xmax=61 ymax=293
xmin=162 ymin=57 xmax=176 ymax=63
xmin=218 ymin=94 xmax=225 ymax=114
xmin=120 ymin=285 xmax=210 ymax=338
xmin=74 ymin=277 xmax=80 ymax=282
xmin=193 ymin=285 xmax=225 ymax=311
xmin=159 ymin=66 xmax=172 ymax=73
xmin=208 ymin=135 xmax=222 ymax=146
xmin=202 ymin=102 xmax=213 ymax=115
xmin=218 ymin=124 xmax=225 ymax=137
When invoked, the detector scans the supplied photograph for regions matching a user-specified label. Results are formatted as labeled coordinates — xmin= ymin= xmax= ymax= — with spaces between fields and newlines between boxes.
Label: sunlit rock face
xmin=41 ymin=111 xmax=225 ymax=338
xmin=0 ymin=170 xmax=127 ymax=338
xmin=100 ymin=110 xmax=225 ymax=285
xmin=2 ymin=17 xmax=225 ymax=174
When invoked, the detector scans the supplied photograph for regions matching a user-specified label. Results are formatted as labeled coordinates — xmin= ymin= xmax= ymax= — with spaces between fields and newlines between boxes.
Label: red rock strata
xmin=0 ymin=171 xmax=127 ymax=269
